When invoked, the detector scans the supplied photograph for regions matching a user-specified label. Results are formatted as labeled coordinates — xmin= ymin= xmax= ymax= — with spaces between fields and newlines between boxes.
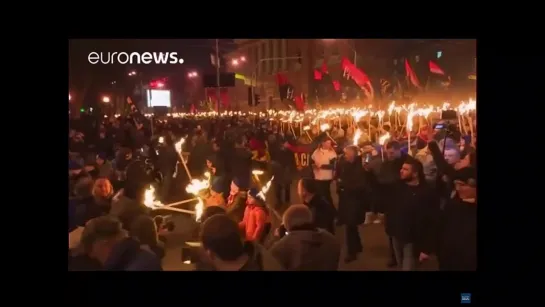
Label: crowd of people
xmin=68 ymin=106 xmax=477 ymax=271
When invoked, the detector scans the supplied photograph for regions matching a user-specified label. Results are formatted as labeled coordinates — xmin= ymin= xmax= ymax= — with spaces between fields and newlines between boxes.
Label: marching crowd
xmin=68 ymin=109 xmax=476 ymax=271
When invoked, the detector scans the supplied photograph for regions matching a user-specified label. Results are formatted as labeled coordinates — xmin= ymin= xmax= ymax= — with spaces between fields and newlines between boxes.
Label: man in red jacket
xmin=239 ymin=188 xmax=271 ymax=243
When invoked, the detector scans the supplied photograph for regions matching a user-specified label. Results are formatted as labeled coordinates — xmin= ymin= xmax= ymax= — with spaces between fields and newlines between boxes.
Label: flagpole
xmin=216 ymin=39 xmax=221 ymax=113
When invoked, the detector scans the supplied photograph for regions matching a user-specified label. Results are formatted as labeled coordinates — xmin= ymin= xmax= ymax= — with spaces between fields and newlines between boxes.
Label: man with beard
xmin=435 ymin=167 xmax=477 ymax=271
xmin=387 ymin=158 xmax=438 ymax=271
xmin=336 ymin=145 xmax=373 ymax=263
xmin=369 ymin=140 xmax=407 ymax=267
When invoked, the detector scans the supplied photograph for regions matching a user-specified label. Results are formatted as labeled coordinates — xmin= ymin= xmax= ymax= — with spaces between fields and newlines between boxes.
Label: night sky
xmin=69 ymin=39 xmax=235 ymax=105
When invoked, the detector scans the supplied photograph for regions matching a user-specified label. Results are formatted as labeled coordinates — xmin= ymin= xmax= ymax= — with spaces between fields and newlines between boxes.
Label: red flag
xmin=429 ymin=60 xmax=445 ymax=75
xmin=405 ymin=59 xmax=421 ymax=88
xmin=320 ymin=60 xmax=328 ymax=74
xmin=275 ymin=73 xmax=288 ymax=86
xmin=332 ymin=80 xmax=341 ymax=91
xmin=294 ymin=93 xmax=305 ymax=111
xmin=314 ymin=70 xmax=323 ymax=80
xmin=340 ymin=57 xmax=374 ymax=99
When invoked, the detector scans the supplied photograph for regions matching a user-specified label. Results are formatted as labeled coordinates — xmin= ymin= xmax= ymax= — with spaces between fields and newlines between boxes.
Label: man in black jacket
xmin=297 ymin=178 xmax=337 ymax=234
xmin=436 ymin=167 xmax=477 ymax=271
xmin=386 ymin=158 xmax=439 ymax=271
xmin=336 ymin=145 xmax=373 ymax=262
xmin=369 ymin=140 xmax=408 ymax=267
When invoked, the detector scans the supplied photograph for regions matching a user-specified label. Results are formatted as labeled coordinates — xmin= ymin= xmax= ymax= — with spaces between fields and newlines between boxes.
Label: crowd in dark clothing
xmin=68 ymin=109 xmax=476 ymax=271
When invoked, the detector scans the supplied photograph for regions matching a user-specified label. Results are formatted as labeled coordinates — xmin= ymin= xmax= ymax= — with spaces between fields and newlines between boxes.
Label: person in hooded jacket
xmin=270 ymin=204 xmax=340 ymax=271
xmin=239 ymin=188 xmax=271 ymax=243
xmin=225 ymin=177 xmax=249 ymax=222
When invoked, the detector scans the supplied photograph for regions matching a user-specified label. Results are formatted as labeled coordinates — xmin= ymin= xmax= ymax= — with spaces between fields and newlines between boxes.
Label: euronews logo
xmin=88 ymin=52 xmax=184 ymax=65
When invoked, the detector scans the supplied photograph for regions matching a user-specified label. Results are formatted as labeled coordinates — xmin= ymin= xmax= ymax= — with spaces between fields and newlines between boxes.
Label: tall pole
xmin=215 ymin=39 xmax=221 ymax=113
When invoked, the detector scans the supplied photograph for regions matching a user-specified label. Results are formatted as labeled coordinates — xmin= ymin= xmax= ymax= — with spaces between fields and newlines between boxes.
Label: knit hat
xmin=247 ymin=187 xmax=265 ymax=204
xmin=69 ymin=160 xmax=83 ymax=171
xmin=248 ymin=187 xmax=259 ymax=199
xmin=211 ymin=177 xmax=224 ymax=193
xmin=96 ymin=152 xmax=107 ymax=161
xmin=232 ymin=176 xmax=249 ymax=190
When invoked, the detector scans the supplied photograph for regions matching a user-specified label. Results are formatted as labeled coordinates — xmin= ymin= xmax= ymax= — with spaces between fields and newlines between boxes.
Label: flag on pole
xmin=314 ymin=70 xmax=323 ymax=80
xmin=405 ymin=59 xmax=421 ymax=88
xmin=429 ymin=60 xmax=445 ymax=75
xmin=380 ymin=79 xmax=391 ymax=95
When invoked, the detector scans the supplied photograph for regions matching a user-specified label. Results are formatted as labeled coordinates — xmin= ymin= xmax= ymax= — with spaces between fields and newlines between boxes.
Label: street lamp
xmin=102 ymin=96 xmax=111 ymax=103
xmin=187 ymin=71 xmax=198 ymax=78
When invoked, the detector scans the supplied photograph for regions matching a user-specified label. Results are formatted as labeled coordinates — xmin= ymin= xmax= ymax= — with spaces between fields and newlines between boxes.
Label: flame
xmin=174 ymin=138 xmax=185 ymax=154
xmin=353 ymin=129 xmax=362 ymax=146
xmin=252 ymin=169 xmax=264 ymax=176
xmin=379 ymin=132 xmax=391 ymax=146
xmin=406 ymin=104 xmax=416 ymax=132
xmin=143 ymin=185 xmax=164 ymax=209
xmin=185 ymin=175 xmax=210 ymax=221
xmin=320 ymin=123 xmax=330 ymax=132
xmin=256 ymin=176 xmax=274 ymax=200
xmin=387 ymin=101 xmax=396 ymax=116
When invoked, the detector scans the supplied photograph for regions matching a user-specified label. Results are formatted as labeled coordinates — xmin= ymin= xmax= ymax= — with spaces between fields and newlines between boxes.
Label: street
xmin=159 ymin=179 xmax=438 ymax=271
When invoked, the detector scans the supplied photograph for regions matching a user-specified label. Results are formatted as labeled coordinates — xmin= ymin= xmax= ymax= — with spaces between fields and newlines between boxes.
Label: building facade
xmin=227 ymin=39 xmax=316 ymax=110
xmin=226 ymin=39 xmax=475 ymax=109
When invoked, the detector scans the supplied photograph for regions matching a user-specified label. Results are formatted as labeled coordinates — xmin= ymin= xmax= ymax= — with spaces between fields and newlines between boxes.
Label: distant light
xmin=102 ymin=96 xmax=111 ymax=103
xmin=437 ymin=51 xmax=442 ymax=59
xmin=80 ymin=108 xmax=85 ymax=112
xmin=156 ymin=82 xmax=164 ymax=88
xmin=240 ymin=56 xmax=246 ymax=62
xmin=231 ymin=59 xmax=239 ymax=66
xmin=69 ymin=94 xmax=71 ymax=101
xmin=90 ymin=107 xmax=93 ymax=112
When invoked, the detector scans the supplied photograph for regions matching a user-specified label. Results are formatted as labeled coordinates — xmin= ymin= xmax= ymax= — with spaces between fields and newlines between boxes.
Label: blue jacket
xmin=104 ymin=238 xmax=162 ymax=271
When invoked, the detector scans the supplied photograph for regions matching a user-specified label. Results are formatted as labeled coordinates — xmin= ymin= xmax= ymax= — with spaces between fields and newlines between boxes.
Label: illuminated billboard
xmin=146 ymin=89 xmax=171 ymax=107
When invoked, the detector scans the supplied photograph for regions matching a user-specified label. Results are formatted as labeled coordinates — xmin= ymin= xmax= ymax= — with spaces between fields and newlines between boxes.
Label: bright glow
xmin=102 ymin=96 xmax=110 ymax=103
xmin=146 ymin=89 xmax=171 ymax=107
xmin=188 ymin=72 xmax=198 ymax=78
xmin=69 ymin=94 xmax=71 ymax=101
xmin=240 ymin=56 xmax=246 ymax=62
xmin=156 ymin=82 xmax=164 ymax=88
xmin=231 ymin=59 xmax=239 ymax=66
xmin=437 ymin=51 xmax=442 ymax=58
xmin=128 ymin=71 xmax=137 ymax=76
